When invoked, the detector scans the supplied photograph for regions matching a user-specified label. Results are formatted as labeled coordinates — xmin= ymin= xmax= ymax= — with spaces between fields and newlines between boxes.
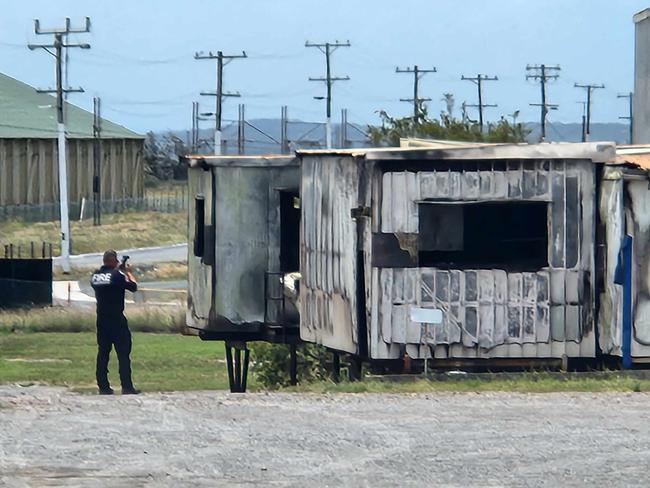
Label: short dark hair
xmin=103 ymin=249 xmax=118 ymax=263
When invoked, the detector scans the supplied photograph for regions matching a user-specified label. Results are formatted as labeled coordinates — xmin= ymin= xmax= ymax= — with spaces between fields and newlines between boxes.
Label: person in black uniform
xmin=90 ymin=250 xmax=140 ymax=395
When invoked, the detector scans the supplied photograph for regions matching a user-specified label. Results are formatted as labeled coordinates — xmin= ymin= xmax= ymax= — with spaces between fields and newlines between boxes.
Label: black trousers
xmin=96 ymin=315 xmax=134 ymax=390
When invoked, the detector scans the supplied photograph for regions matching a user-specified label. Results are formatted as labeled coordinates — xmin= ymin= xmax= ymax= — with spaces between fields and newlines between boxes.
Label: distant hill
xmin=161 ymin=119 xmax=631 ymax=155
xmin=167 ymin=118 xmax=371 ymax=155
xmin=524 ymin=122 xmax=630 ymax=144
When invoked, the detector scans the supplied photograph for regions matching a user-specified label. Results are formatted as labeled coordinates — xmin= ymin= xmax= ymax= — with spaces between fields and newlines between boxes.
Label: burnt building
xmin=186 ymin=142 xmax=650 ymax=390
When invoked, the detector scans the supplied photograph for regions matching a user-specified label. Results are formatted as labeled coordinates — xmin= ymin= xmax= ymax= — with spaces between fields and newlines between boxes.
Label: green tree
xmin=367 ymin=102 xmax=530 ymax=147
xmin=144 ymin=131 xmax=189 ymax=181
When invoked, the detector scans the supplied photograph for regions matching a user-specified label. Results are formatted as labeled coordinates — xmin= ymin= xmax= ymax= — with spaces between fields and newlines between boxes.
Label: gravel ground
xmin=1 ymin=385 xmax=650 ymax=487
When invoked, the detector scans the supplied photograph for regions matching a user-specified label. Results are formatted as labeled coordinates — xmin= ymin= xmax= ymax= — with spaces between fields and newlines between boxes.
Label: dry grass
xmin=0 ymin=305 xmax=185 ymax=334
xmin=53 ymin=261 xmax=187 ymax=282
xmin=0 ymin=211 xmax=187 ymax=256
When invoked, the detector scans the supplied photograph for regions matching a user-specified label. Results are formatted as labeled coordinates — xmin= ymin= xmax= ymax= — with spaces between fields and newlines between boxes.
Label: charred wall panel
xmin=372 ymin=159 xmax=596 ymax=359
xmin=626 ymin=179 xmax=650 ymax=357
xmin=186 ymin=166 xmax=213 ymax=330
xmin=300 ymin=155 xmax=360 ymax=354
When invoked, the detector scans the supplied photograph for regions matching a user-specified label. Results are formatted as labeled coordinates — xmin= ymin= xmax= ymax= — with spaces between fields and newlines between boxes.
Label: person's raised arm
xmin=114 ymin=266 xmax=138 ymax=292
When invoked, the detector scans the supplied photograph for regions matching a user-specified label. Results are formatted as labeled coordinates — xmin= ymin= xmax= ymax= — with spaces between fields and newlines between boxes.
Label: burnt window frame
xmin=417 ymin=200 xmax=550 ymax=272
xmin=193 ymin=195 xmax=205 ymax=259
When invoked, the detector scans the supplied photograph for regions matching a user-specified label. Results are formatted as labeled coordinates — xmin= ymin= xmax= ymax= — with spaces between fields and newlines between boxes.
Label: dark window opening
xmin=279 ymin=190 xmax=300 ymax=273
xmin=418 ymin=201 xmax=548 ymax=272
xmin=193 ymin=196 xmax=205 ymax=258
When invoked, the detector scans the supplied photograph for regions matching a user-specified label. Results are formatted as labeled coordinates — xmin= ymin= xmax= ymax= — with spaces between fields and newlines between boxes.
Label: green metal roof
xmin=0 ymin=72 xmax=143 ymax=139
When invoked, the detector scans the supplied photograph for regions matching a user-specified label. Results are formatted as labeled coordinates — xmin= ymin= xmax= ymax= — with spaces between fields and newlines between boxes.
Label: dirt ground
xmin=1 ymin=386 xmax=650 ymax=487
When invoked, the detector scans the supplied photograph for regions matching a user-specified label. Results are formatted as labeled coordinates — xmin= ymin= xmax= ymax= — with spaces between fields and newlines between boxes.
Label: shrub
xmin=250 ymin=342 xmax=330 ymax=388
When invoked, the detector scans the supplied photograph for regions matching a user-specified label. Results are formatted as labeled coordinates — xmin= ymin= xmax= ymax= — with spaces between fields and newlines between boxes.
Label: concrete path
xmin=53 ymin=243 xmax=187 ymax=269
xmin=53 ymin=279 xmax=186 ymax=307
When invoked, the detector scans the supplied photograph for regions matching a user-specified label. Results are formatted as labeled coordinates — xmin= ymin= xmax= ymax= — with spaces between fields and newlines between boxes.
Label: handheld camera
xmin=119 ymin=255 xmax=130 ymax=270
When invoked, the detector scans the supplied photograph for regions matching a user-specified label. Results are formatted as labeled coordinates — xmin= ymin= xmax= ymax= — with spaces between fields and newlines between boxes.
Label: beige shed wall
xmin=0 ymin=138 xmax=144 ymax=205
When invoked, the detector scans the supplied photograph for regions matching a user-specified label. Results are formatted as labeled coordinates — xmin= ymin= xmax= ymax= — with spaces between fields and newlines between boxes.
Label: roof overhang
xmin=297 ymin=142 xmax=617 ymax=164
xmin=184 ymin=154 xmax=298 ymax=168
xmin=634 ymin=8 xmax=650 ymax=23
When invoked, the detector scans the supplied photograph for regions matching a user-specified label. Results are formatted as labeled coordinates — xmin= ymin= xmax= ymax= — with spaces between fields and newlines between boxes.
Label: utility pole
xmin=191 ymin=102 xmax=196 ymax=152
xmin=29 ymin=17 xmax=91 ymax=273
xmin=92 ymin=97 xmax=101 ymax=226
xmin=340 ymin=108 xmax=348 ymax=148
xmin=194 ymin=50 xmax=247 ymax=155
xmin=306 ymin=40 xmax=350 ymax=149
xmin=575 ymin=101 xmax=587 ymax=142
xmin=618 ymin=92 xmax=633 ymax=145
xmin=574 ymin=83 xmax=604 ymax=141
xmin=461 ymin=74 xmax=498 ymax=132
xmin=280 ymin=106 xmax=289 ymax=154
xmin=237 ymin=103 xmax=245 ymax=155
xmin=526 ymin=64 xmax=560 ymax=141
xmin=396 ymin=65 xmax=436 ymax=121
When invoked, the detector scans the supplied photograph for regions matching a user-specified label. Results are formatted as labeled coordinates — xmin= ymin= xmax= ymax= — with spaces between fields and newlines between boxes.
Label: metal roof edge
xmin=184 ymin=154 xmax=298 ymax=168
xmin=298 ymin=142 xmax=616 ymax=163
xmin=634 ymin=8 xmax=650 ymax=23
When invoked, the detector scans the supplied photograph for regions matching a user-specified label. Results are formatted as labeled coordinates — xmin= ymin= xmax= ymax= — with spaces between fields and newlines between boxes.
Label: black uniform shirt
xmin=91 ymin=265 xmax=138 ymax=317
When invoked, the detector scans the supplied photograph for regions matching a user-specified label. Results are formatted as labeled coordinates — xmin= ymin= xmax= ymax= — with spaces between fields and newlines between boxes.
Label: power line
xmin=526 ymin=64 xmax=560 ymax=141
xmin=306 ymin=40 xmax=350 ymax=149
xmin=574 ymin=82 xmax=604 ymax=141
xmin=395 ymin=65 xmax=436 ymax=121
xmin=617 ymin=92 xmax=633 ymax=144
xmin=460 ymin=74 xmax=498 ymax=131
xmin=28 ymin=16 xmax=91 ymax=273
xmin=194 ymin=50 xmax=247 ymax=154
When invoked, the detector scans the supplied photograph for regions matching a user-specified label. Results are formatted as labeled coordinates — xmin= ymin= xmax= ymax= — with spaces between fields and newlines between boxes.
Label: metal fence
xmin=0 ymin=189 xmax=189 ymax=224
xmin=2 ymin=241 xmax=53 ymax=259
xmin=0 ymin=248 xmax=53 ymax=308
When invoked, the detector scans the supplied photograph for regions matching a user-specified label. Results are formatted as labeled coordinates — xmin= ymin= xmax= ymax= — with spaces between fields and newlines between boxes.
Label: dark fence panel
xmin=0 ymin=258 xmax=52 ymax=308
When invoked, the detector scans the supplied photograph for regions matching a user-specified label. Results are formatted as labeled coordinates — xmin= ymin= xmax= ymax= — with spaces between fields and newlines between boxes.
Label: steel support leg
xmin=289 ymin=344 xmax=298 ymax=386
xmin=348 ymin=355 xmax=362 ymax=381
xmin=225 ymin=342 xmax=250 ymax=393
xmin=332 ymin=352 xmax=341 ymax=383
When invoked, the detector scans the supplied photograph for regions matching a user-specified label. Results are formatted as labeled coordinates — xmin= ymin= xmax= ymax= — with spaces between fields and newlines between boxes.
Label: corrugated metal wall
xmin=599 ymin=169 xmax=650 ymax=359
xmin=626 ymin=179 xmax=650 ymax=358
xmin=300 ymin=155 xmax=360 ymax=354
xmin=370 ymin=159 xmax=597 ymax=360
xmin=186 ymin=161 xmax=300 ymax=331
xmin=186 ymin=165 xmax=213 ymax=331
xmin=0 ymin=138 xmax=144 ymax=206
xmin=213 ymin=165 xmax=299 ymax=325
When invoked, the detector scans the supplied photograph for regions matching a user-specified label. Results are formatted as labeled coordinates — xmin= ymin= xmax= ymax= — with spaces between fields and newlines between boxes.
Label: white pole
xmin=214 ymin=129 xmax=222 ymax=155
xmin=79 ymin=196 xmax=86 ymax=222
xmin=326 ymin=116 xmax=332 ymax=149
xmin=57 ymin=121 xmax=71 ymax=273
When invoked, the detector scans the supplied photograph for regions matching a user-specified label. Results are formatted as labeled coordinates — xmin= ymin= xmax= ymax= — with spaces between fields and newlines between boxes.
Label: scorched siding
xmin=371 ymin=159 xmax=597 ymax=360
xmin=300 ymin=155 xmax=360 ymax=354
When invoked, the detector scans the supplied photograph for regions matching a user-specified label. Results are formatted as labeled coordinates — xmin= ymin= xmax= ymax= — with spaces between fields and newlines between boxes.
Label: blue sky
xmin=0 ymin=0 xmax=646 ymax=132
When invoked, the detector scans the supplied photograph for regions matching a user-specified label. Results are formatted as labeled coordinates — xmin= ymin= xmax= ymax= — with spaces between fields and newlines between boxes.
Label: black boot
xmin=122 ymin=387 xmax=141 ymax=395
xmin=98 ymin=387 xmax=114 ymax=395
